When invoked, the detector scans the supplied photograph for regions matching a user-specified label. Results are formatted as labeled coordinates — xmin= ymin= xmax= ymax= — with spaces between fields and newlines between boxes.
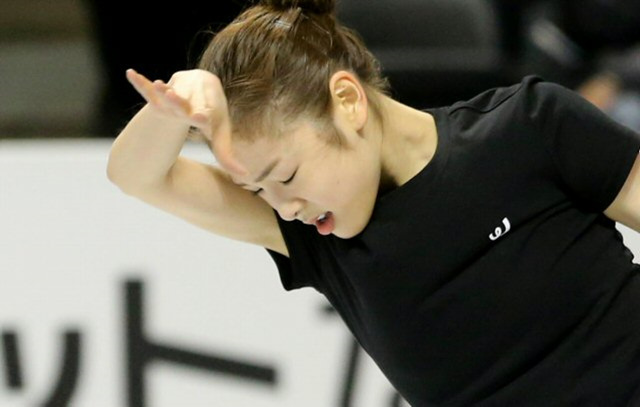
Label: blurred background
xmin=0 ymin=0 xmax=98 ymax=138
xmin=1 ymin=0 xmax=639 ymax=140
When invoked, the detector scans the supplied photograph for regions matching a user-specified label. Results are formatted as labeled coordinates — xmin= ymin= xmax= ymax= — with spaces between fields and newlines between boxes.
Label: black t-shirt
xmin=267 ymin=76 xmax=640 ymax=406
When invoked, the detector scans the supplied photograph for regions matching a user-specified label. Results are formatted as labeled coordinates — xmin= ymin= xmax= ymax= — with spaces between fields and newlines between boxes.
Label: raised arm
xmin=106 ymin=69 xmax=287 ymax=255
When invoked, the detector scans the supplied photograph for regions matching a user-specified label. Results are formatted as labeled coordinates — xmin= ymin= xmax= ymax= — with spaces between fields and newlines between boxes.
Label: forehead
xmin=227 ymin=121 xmax=320 ymax=182
xmin=231 ymin=131 xmax=287 ymax=161
xmin=232 ymin=119 xmax=321 ymax=157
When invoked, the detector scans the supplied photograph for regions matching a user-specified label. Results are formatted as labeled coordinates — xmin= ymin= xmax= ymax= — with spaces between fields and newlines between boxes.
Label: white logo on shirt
xmin=489 ymin=217 xmax=511 ymax=241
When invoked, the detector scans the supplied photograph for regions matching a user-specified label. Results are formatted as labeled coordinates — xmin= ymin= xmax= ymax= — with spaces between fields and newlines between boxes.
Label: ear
xmin=329 ymin=70 xmax=368 ymax=131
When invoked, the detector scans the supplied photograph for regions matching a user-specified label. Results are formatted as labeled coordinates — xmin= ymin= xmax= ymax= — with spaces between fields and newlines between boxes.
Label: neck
xmin=372 ymin=96 xmax=438 ymax=192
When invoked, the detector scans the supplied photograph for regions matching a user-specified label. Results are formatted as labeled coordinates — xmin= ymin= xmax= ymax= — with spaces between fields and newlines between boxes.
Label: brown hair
xmin=197 ymin=0 xmax=389 ymax=145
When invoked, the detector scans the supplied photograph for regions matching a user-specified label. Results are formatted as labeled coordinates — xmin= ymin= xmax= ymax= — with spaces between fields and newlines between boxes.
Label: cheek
xmin=258 ymin=193 xmax=276 ymax=209
xmin=255 ymin=186 xmax=288 ymax=209
xmin=296 ymin=174 xmax=338 ymax=205
xmin=303 ymin=154 xmax=375 ymax=206
xmin=322 ymin=173 xmax=364 ymax=207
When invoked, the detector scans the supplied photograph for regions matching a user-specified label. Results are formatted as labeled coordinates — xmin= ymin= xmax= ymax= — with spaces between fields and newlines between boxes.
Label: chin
xmin=334 ymin=221 xmax=368 ymax=239
xmin=333 ymin=230 xmax=356 ymax=239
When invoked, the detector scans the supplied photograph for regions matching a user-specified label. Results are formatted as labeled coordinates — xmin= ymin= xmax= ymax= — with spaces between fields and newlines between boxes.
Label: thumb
xmin=209 ymin=118 xmax=248 ymax=176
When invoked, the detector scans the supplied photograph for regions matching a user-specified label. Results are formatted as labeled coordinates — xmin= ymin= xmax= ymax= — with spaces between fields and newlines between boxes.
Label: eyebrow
xmin=236 ymin=158 xmax=280 ymax=186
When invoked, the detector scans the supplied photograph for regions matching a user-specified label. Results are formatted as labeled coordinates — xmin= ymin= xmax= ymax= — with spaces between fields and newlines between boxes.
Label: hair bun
xmin=262 ymin=0 xmax=336 ymax=14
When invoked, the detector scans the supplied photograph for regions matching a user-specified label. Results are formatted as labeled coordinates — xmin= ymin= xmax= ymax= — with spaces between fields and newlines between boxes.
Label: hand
xmin=125 ymin=68 xmax=247 ymax=176
xmin=126 ymin=68 xmax=223 ymax=135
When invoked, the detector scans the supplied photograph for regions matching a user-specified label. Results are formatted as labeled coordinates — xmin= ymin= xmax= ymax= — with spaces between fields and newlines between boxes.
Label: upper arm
xmin=122 ymin=156 xmax=289 ymax=256
xmin=605 ymin=152 xmax=640 ymax=232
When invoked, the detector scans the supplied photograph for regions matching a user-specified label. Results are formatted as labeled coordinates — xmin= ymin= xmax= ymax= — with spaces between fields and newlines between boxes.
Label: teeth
xmin=317 ymin=213 xmax=327 ymax=222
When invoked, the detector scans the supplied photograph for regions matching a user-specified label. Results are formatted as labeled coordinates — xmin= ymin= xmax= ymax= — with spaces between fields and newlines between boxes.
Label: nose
xmin=277 ymin=199 xmax=304 ymax=222
xmin=263 ymin=187 xmax=304 ymax=222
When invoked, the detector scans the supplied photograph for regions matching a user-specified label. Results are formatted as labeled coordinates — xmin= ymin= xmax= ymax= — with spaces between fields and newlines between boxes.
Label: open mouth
xmin=314 ymin=212 xmax=334 ymax=235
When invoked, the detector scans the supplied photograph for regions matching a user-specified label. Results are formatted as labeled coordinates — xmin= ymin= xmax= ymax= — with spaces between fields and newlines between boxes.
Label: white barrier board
xmin=0 ymin=139 xmax=402 ymax=407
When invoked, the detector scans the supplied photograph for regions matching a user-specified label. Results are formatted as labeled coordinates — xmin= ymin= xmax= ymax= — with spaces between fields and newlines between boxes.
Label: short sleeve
xmin=266 ymin=211 xmax=325 ymax=292
xmin=532 ymin=79 xmax=640 ymax=211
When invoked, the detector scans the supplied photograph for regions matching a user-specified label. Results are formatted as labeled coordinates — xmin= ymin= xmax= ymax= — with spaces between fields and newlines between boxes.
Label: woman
xmin=107 ymin=0 xmax=640 ymax=405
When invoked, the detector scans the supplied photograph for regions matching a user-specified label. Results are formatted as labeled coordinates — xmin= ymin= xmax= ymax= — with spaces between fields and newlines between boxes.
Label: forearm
xmin=107 ymin=104 xmax=190 ymax=191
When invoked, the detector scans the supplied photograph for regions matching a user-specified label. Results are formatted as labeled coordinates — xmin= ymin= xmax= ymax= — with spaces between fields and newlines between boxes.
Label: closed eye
xmin=248 ymin=168 xmax=297 ymax=195
xmin=281 ymin=169 xmax=297 ymax=185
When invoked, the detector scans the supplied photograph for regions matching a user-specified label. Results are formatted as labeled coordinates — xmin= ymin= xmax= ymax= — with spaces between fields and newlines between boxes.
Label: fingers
xmin=126 ymin=69 xmax=202 ymax=126
xmin=126 ymin=69 xmax=170 ymax=110
xmin=126 ymin=69 xmax=155 ymax=102
xmin=164 ymin=87 xmax=191 ymax=112
xmin=125 ymin=68 xmax=248 ymax=176
xmin=209 ymin=119 xmax=248 ymax=176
